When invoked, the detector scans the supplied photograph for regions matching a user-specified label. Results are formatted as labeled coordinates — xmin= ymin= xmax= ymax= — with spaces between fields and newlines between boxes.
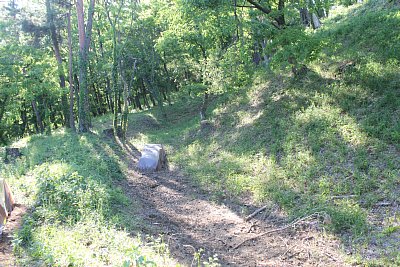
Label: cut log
xmin=137 ymin=144 xmax=166 ymax=172
xmin=200 ymin=120 xmax=213 ymax=131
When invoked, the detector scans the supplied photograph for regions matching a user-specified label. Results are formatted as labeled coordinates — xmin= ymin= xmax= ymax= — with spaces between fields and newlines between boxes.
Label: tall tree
xmin=76 ymin=0 xmax=95 ymax=132
xmin=67 ymin=4 xmax=76 ymax=130
xmin=45 ymin=0 xmax=70 ymax=128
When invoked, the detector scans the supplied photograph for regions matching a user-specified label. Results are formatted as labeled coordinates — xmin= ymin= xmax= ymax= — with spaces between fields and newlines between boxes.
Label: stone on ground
xmin=137 ymin=144 xmax=166 ymax=171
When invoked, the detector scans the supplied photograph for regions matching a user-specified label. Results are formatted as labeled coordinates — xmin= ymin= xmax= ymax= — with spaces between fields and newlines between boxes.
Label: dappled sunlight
xmin=235 ymin=110 xmax=264 ymax=129
xmin=1 ymin=0 xmax=399 ymax=265
xmin=0 ymin=130 xmax=182 ymax=266
xmin=338 ymin=117 xmax=368 ymax=147
xmin=128 ymin=133 xmax=150 ymax=149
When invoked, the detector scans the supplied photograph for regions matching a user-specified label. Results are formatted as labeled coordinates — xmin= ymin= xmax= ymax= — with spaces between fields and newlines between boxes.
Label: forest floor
xmin=117 ymin=141 xmax=351 ymax=267
xmin=0 ymin=205 xmax=27 ymax=267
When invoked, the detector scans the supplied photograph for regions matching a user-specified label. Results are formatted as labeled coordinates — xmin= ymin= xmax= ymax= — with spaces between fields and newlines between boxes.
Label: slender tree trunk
xmin=46 ymin=0 xmax=69 ymax=127
xmin=0 ymin=97 xmax=8 ymax=142
xmin=119 ymin=60 xmax=129 ymax=141
xmin=135 ymin=95 xmax=142 ymax=110
xmin=76 ymin=0 xmax=95 ymax=133
xmin=140 ymin=80 xmax=150 ymax=109
xmin=67 ymin=9 xmax=76 ymax=131
xmin=111 ymin=29 xmax=119 ymax=134
xmin=97 ymin=26 xmax=114 ymax=113
xmin=20 ymin=104 xmax=28 ymax=136
xmin=276 ymin=0 xmax=285 ymax=26
xmin=106 ymin=79 xmax=113 ymax=112
xmin=200 ymin=92 xmax=209 ymax=121
xmin=31 ymin=100 xmax=44 ymax=134
xmin=0 ymin=97 xmax=8 ymax=126
xmin=300 ymin=8 xmax=311 ymax=27
xmin=49 ymin=104 xmax=57 ymax=129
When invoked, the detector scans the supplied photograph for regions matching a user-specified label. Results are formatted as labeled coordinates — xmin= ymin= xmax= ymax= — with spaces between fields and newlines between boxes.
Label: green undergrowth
xmin=124 ymin=1 xmax=400 ymax=265
xmin=0 ymin=131 xmax=179 ymax=266
xmin=2 ymin=1 xmax=399 ymax=266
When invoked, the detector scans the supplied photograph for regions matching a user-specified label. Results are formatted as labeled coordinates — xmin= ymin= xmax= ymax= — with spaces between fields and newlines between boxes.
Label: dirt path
xmin=0 ymin=205 xmax=27 ymax=267
xmin=119 ymin=149 xmax=351 ymax=266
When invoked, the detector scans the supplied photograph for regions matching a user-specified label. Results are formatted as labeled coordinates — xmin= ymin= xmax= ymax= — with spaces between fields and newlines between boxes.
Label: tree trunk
xmin=46 ymin=0 xmax=70 ymax=127
xmin=276 ymin=0 xmax=285 ymax=26
xmin=20 ymin=104 xmax=28 ymax=136
xmin=0 ymin=96 xmax=8 ymax=127
xmin=105 ymin=78 xmax=113 ymax=112
xmin=67 ymin=9 xmax=76 ymax=131
xmin=112 ymin=37 xmax=119 ymax=133
xmin=97 ymin=26 xmax=114 ymax=113
xmin=200 ymin=92 xmax=209 ymax=121
xmin=76 ymin=0 xmax=95 ymax=133
xmin=260 ymin=39 xmax=270 ymax=66
xmin=135 ymin=95 xmax=142 ymax=110
xmin=119 ymin=59 xmax=129 ymax=141
xmin=300 ymin=8 xmax=311 ymax=27
xmin=31 ymin=100 xmax=44 ymax=134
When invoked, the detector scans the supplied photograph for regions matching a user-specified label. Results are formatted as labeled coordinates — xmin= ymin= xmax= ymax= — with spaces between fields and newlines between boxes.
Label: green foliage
xmin=2 ymin=0 xmax=400 ymax=265
xmin=270 ymin=26 xmax=325 ymax=74
xmin=123 ymin=4 xmax=400 ymax=266
xmin=1 ymin=130 xmax=179 ymax=266
xmin=34 ymin=163 xmax=107 ymax=223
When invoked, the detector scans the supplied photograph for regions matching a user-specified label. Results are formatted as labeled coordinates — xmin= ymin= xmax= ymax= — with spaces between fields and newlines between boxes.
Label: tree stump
xmin=103 ymin=126 xmax=123 ymax=138
xmin=137 ymin=144 xmax=166 ymax=172
xmin=200 ymin=120 xmax=214 ymax=133
xmin=4 ymin=148 xmax=22 ymax=163
xmin=103 ymin=128 xmax=114 ymax=138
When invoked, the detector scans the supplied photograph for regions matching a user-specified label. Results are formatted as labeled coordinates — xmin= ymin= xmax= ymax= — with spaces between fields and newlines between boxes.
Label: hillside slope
xmin=1 ymin=1 xmax=399 ymax=266
xmin=121 ymin=1 xmax=400 ymax=265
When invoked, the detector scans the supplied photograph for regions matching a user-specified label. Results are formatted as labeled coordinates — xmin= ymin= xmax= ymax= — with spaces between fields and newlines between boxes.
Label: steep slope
xmin=1 ymin=1 xmax=399 ymax=266
xmin=122 ymin=1 xmax=400 ymax=265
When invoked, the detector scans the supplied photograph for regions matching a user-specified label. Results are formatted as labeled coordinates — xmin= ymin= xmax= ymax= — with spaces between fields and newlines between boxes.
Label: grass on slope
xmin=0 ymin=131 xmax=179 ymax=266
xmin=122 ymin=2 xmax=400 ymax=265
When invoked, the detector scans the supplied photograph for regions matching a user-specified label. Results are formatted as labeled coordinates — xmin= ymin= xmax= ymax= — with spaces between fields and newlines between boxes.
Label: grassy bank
xmin=0 ymin=131 xmax=179 ymax=266
xmin=1 ymin=1 xmax=399 ymax=266
xmin=123 ymin=2 xmax=400 ymax=265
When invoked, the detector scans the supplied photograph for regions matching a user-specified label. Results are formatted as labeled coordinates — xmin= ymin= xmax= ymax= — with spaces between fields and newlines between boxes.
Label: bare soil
xmin=119 ymin=146 xmax=351 ymax=267
xmin=0 ymin=205 xmax=27 ymax=267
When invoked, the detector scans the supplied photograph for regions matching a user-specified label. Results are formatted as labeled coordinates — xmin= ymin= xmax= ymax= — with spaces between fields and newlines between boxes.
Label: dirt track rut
xmin=120 ymin=158 xmax=350 ymax=267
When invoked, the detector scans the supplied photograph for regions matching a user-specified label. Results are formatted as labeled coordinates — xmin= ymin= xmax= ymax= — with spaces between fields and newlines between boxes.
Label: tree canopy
xmin=0 ymin=0 xmax=345 ymax=143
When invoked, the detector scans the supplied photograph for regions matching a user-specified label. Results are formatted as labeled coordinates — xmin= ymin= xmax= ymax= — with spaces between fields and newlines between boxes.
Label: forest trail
xmin=0 ymin=205 xmax=26 ymax=267
xmin=118 ymin=144 xmax=350 ymax=267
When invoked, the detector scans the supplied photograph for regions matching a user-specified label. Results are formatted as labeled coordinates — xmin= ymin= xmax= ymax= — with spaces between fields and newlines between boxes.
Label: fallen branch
xmin=234 ymin=212 xmax=320 ymax=249
xmin=330 ymin=195 xmax=356 ymax=200
xmin=375 ymin=202 xmax=391 ymax=207
xmin=245 ymin=205 xmax=268 ymax=221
